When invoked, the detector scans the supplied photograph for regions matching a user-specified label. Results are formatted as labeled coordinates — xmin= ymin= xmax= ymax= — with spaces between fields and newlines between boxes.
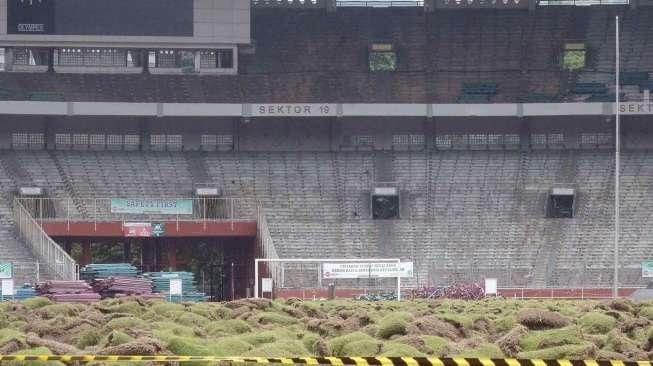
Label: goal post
xmin=254 ymin=258 xmax=403 ymax=301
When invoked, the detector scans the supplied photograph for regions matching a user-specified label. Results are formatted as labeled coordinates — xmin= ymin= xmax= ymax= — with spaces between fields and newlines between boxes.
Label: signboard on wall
xmin=0 ymin=263 xmax=13 ymax=279
xmin=123 ymin=222 xmax=152 ymax=238
xmin=261 ymin=278 xmax=273 ymax=293
xmin=642 ymin=261 xmax=653 ymax=278
xmin=152 ymin=223 xmax=166 ymax=237
xmin=484 ymin=278 xmax=498 ymax=295
xmin=619 ymin=102 xmax=653 ymax=115
xmin=322 ymin=262 xmax=413 ymax=279
xmin=252 ymin=104 xmax=337 ymax=117
xmin=111 ymin=198 xmax=193 ymax=215
xmin=1 ymin=279 xmax=14 ymax=297
xmin=7 ymin=0 xmax=55 ymax=35
xmin=169 ymin=278 xmax=183 ymax=296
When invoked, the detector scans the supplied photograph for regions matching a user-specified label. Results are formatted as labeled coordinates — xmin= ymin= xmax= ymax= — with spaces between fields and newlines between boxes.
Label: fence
xmin=16 ymin=197 xmax=256 ymax=225
xmin=538 ymin=0 xmax=628 ymax=4
xmin=13 ymin=200 xmax=77 ymax=281
xmin=336 ymin=1 xmax=424 ymax=5
xmin=257 ymin=205 xmax=282 ymax=294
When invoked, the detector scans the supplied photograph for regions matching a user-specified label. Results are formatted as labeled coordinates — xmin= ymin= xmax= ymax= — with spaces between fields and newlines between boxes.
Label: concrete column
xmin=325 ymin=0 xmax=336 ymax=13
xmin=44 ymin=116 xmax=56 ymax=150
xmin=194 ymin=51 xmax=201 ymax=73
xmin=520 ymin=118 xmax=531 ymax=151
xmin=424 ymin=117 xmax=436 ymax=150
xmin=425 ymin=0 xmax=437 ymax=12
xmin=81 ymin=242 xmax=92 ymax=265
xmin=4 ymin=48 xmax=15 ymax=71
xmin=167 ymin=241 xmax=177 ymax=271
xmin=139 ymin=117 xmax=150 ymax=151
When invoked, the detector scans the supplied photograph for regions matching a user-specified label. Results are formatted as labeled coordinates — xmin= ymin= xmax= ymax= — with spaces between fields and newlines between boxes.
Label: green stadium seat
xmin=573 ymin=83 xmax=606 ymax=95
xmin=27 ymin=91 xmax=65 ymax=101
xmin=462 ymin=82 xmax=498 ymax=95
xmin=621 ymin=72 xmax=649 ymax=86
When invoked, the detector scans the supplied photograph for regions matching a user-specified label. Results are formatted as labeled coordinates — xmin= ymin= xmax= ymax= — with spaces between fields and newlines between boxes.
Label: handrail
xmin=13 ymin=199 xmax=77 ymax=281
xmin=336 ymin=0 xmax=424 ymax=6
xmin=257 ymin=205 xmax=282 ymax=288
xmin=538 ymin=0 xmax=627 ymax=4
xmin=16 ymin=197 xmax=255 ymax=225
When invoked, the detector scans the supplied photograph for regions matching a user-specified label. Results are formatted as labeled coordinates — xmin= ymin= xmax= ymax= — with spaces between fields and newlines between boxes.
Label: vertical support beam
xmin=124 ymin=241 xmax=131 ymax=263
xmin=613 ymin=15 xmax=621 ymax=299
xmin=81 ymin=241 xmax=92 ymax=266
xmin=139 ymin=117 xmax=151 ymax=151
xmin=520 ymin=117 xmax=531 ymax=152
xmin=254 ymin=259 xmax=259 ymax=298
xmin=233 ymin=118 xmax=241 ymax=152
xmin=167 ymin=241 xmax=177 ymax=271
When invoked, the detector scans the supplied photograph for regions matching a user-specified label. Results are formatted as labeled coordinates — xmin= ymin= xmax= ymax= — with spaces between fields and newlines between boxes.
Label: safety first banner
xmin=322 ymin=262 xmax=413 ymax=279
xmin=0 ymin=356 xmax=647 ymax=366
xmin=111 ymin=198 xmax=193 ymax=215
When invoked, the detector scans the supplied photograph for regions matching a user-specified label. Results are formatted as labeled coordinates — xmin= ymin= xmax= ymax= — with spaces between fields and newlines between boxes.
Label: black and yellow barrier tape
xmin=0 ymin=357 xmax=649 ymax=365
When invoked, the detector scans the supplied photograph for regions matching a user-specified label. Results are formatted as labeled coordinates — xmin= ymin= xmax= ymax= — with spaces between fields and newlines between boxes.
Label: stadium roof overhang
xmin=0 ymin=101 xmax=649 ymax=117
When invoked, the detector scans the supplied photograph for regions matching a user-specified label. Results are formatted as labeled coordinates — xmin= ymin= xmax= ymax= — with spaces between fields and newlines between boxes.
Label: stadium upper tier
xmin=0 ymin=7 xmax=651 ymax=103
xmin=0 ymin=149 xmax=650 ymax=288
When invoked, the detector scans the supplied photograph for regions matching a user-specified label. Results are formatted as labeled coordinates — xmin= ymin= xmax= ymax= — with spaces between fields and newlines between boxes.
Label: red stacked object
xmin=36 ymin=280 xmax=102 ymax=303
xmin=92 ymin=277 xmax=164 ymax=300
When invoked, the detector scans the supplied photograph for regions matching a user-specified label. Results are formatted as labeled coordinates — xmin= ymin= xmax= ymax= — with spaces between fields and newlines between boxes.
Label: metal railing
xmin=13 ymin=199 xmax=77 ymax=281
xmin=16 ymin=197 xmax=256 ymax=225
xmin=336 ymin=0 xmax=424 ymax=5
xmin=257 ymin=205 xmax=282 ymax=289
xmin=538 ymin=0 xmax=627 ymax=4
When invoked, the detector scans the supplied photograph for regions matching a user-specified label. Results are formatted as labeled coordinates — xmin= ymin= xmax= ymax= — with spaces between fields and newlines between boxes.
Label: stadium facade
xmin=0 ymin=0 xmax=652 ymax=299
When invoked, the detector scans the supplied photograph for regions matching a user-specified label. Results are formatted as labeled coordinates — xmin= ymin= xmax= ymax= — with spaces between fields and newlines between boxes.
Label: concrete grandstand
xmin=0 ymin=0 xmax=652 ymax=298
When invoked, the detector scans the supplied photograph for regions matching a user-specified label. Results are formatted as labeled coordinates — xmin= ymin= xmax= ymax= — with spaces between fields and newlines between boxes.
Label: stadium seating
xmin=0 ymin=7 xmax=652 ymax=103
xmin=0 ymin=148 xmax=649 ymax=288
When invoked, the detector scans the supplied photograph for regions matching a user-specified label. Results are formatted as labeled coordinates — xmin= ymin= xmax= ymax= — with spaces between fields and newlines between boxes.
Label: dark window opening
xmin=372 ymin=195 xmax=399 ymax=220
xmin=547 ymin=193 xmax=575 ymax=218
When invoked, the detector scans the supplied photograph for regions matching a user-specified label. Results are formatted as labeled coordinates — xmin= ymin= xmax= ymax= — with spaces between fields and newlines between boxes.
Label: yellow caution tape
xmin=0 ymin=357 xmax=649 ymax=365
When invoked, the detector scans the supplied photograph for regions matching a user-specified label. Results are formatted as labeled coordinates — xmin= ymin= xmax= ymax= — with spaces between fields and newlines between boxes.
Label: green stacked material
xmin=0 ymin=284 xmax=36 ymax=301
xmin=142 ymin=272 xmax=206 ymax=303
xmin=80 ymin=263 xmax=139 ymax=281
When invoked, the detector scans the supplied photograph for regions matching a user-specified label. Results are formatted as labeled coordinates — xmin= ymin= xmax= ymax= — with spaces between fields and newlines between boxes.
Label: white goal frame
xmin=254 ymin=258 xmax=403 ymax=301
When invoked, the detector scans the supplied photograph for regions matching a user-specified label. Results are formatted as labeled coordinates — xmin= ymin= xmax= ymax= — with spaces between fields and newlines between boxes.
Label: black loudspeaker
xmin=546 ymin=188 xmax=575 ymax=218
xmin=372 ymin=187 xmax=399 ymax=220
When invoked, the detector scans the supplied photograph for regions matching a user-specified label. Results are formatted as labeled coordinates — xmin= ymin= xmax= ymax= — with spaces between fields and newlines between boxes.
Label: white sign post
xmin=169 ymin=278 xmax=183 ymax=302
xmin=261 ymin=278 xmax=273 ymax=298
xmin=484 ymin=278 xmax=498 ymax=296
xmin=1 ymin=279 xmax=14 ymax=301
